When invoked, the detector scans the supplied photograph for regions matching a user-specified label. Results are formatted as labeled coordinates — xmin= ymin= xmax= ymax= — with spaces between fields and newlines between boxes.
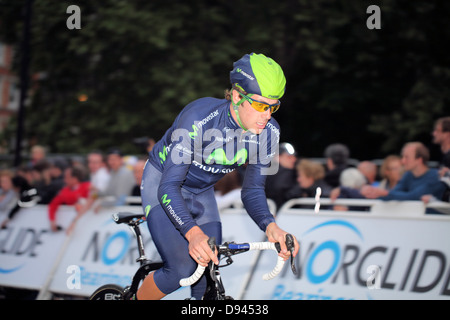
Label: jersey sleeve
xmin=156 ymin=109 xmax=202 ymax=236
xmin=241 ymin=165 xmax=276 ymax=231
xmin=241 ymin=121 xmax=280 ymax=231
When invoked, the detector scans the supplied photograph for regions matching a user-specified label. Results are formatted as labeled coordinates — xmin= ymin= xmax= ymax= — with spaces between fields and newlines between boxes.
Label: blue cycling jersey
xmin=147 ymin=97 xmax=280 ymax=236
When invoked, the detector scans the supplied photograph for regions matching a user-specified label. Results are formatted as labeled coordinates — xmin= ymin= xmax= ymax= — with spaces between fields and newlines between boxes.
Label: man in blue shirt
xmin=361 ymin=142 xmax=445 ymax=201
xmin=136 ymin=53 xmax=299 ymax=300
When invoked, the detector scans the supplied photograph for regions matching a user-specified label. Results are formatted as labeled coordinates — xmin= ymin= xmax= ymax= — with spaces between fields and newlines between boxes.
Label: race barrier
xmin=0 ymin=198 xmax=449 ymax=300
xmin=0 ymin=203 xmax=267 ymax=300
xmin=244 ymin=199 xmax=450 ymax=300
xmin=0 ymin=205 xmax=76 ymax=291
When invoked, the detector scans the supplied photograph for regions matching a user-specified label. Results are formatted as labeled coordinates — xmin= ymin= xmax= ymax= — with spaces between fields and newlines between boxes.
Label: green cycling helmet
xmin=230 ymin=53 xmax=286 ymax=99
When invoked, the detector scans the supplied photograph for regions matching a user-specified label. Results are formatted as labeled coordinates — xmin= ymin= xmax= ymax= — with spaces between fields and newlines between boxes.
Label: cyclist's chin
xmin=248 ymin=127 xmax=263 ymax=135
xmin=249 ymin=124 xmax=267 ymax=135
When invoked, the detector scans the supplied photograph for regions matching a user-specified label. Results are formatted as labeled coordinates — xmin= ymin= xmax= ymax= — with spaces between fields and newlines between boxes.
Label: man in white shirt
xmin=67 ymin=151 xmax=111 ymax=232
xmin=87 ymin=150 xmax=110 ymax=195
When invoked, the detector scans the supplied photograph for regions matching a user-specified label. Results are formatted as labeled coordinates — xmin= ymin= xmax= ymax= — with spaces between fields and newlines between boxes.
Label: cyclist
xmin=138 ymin=53 xmax=299 ymax=300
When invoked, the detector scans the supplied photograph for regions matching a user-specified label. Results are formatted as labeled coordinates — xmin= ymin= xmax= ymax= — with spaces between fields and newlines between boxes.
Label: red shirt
xmin=48 ymin=181 xmax=90 ymax=221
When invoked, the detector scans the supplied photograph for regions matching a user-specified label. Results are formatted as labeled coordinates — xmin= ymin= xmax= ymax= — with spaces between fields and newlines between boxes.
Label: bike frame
xmin=91 ymin=212 xmax=296 ymax=300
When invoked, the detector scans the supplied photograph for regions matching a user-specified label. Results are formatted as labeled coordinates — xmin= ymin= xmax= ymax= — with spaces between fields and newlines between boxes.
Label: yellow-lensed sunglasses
xmin=235 ymin=90 xmax=281 ymax=114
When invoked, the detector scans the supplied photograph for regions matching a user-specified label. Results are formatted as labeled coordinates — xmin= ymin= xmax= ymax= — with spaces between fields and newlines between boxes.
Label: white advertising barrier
xmin=47 ymin=205 xmax=266 ymax=299
xmin=244 ymin=202 xmax=450 ymax=300
xmin=48 ymin=205 xmax=153 ymax=297
xmin=0 ymin=205 xmax=76 ymax=290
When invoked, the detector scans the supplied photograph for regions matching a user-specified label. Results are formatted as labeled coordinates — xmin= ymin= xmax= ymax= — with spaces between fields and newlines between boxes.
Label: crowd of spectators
xmin=212 ymin=117 xmax=449 ymax=214
xmin=1 ymin=117 xmax=449 ymax=231
xmin=0 ymin=146 xmax=147 ymax=233
xmin=261 ymin=116 xmax=450 ymax=213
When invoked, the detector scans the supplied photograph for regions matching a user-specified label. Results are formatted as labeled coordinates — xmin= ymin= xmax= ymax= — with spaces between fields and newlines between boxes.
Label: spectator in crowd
xmin=48 ymin=165 xmax=90 ymax=232
xmin=0 ymin=170 xmax=18 ymax=213
xmin=323 ymin=143 xmax=351 ymax=188
xmin=29 ymin=160 xmax=51 ymax=196
xmin=265 ymin=142 xmax=298 ymax=210
xmin=131 ymin=159 xmax=147 ymax=197
xmin=73 ymin=150 xmax=111 ymax=214
xmin=102 ymin=148 xmax=135 ymax=206
xmin=0 ymin=175 xmax=33 ymax=229
xmin=21 ymin=158 xmax=66 ymax=205
xmin=29 ymin=145 xmax=46 ymax=167
xmin=288 ymin=159 xmax=332 ymax=199
xmin=133 ymin=136 xmax=156 ymax=153
xmin=87 ymin=150 xmax=111 ymax=195
xmin=378 ymin=155 xmax=404 ymax=191
xmin=340 ymin=167 xmax=367 ymax=190
xmin=432 ymin=116 xmax=450 ymax=170
xmin=360 ymin=142 xmax=446 ymax=203
xmin=358 ymin=161 xmax=379 ymax=187
xmin=424 ymin=117 xmax=450 ymax=203
xmin=330 ymin=167 xmax=368 ymax=211
xmin=38 ymin=158 xmax=67 ymax=204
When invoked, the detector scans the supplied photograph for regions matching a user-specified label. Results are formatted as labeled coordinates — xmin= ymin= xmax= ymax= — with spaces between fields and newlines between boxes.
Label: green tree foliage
xmin=1 ymin=0 xmax=449 ymax=159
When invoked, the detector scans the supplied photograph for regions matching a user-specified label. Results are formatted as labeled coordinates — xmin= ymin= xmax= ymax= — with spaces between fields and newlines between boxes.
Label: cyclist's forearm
xmin=241 ymin=187 xmax=275 ymax=231
xmin=157 ymin=183 xmax=197 ymax=236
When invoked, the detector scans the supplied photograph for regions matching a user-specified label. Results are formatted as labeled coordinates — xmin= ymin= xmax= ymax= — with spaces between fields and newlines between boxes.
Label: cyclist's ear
xmin=231 ymin=89 xmax=240 ymax=105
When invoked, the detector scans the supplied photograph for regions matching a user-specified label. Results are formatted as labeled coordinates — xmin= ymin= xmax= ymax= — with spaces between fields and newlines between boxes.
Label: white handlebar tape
xmin=179 ymin=242 xmax=285 ymax=287
xmin=249 ymin=242 xmax=285 ymax=280
xmin=262 ymin=256 xmax=285 ymax=280
xmin=249 ymin=242 xmax=277 ymax=251
xmin=179 ymin=264 xmax=206 ymax=287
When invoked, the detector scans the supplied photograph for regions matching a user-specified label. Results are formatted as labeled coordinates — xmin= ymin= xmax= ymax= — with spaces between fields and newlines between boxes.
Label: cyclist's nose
xmin=263 ymin=109 xmax=272 ymax=120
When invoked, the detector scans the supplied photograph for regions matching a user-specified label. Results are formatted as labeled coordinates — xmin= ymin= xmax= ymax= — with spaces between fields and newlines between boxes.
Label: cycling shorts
xmin=141 ymin=161 xmax=222 ymax=298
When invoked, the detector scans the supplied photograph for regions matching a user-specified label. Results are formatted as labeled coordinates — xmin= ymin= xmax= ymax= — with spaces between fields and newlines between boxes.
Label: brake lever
xmin=285 ymin=234 xmax=298 ymax=275
xmin=208 ymin=237 xmax=216 ymax=253
xmin=273 ymin=234 xmax=298 ymax=275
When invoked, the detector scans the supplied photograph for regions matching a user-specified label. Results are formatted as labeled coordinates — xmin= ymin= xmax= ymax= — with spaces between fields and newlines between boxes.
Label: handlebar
xmin=179 ymin=234 xmax=296 ymax=287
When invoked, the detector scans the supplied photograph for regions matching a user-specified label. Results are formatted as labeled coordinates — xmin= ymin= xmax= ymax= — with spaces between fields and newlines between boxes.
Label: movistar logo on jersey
xmin=145 ymin=205 xmax=151 ymax=217
xmin=205 ymin=148 xmax=248 ymax=166
xmin=159 ymin=145 xmax=168 ymax=164
xmin=189 ymin=125 xmax=198 ymax=139
xmin=161 ymin=194 xmax=184 ymax=226
xmin=189 ymin=110 xmax=219 ymax=140
xmin=161 ymin=194 xmax=171 ymax=205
